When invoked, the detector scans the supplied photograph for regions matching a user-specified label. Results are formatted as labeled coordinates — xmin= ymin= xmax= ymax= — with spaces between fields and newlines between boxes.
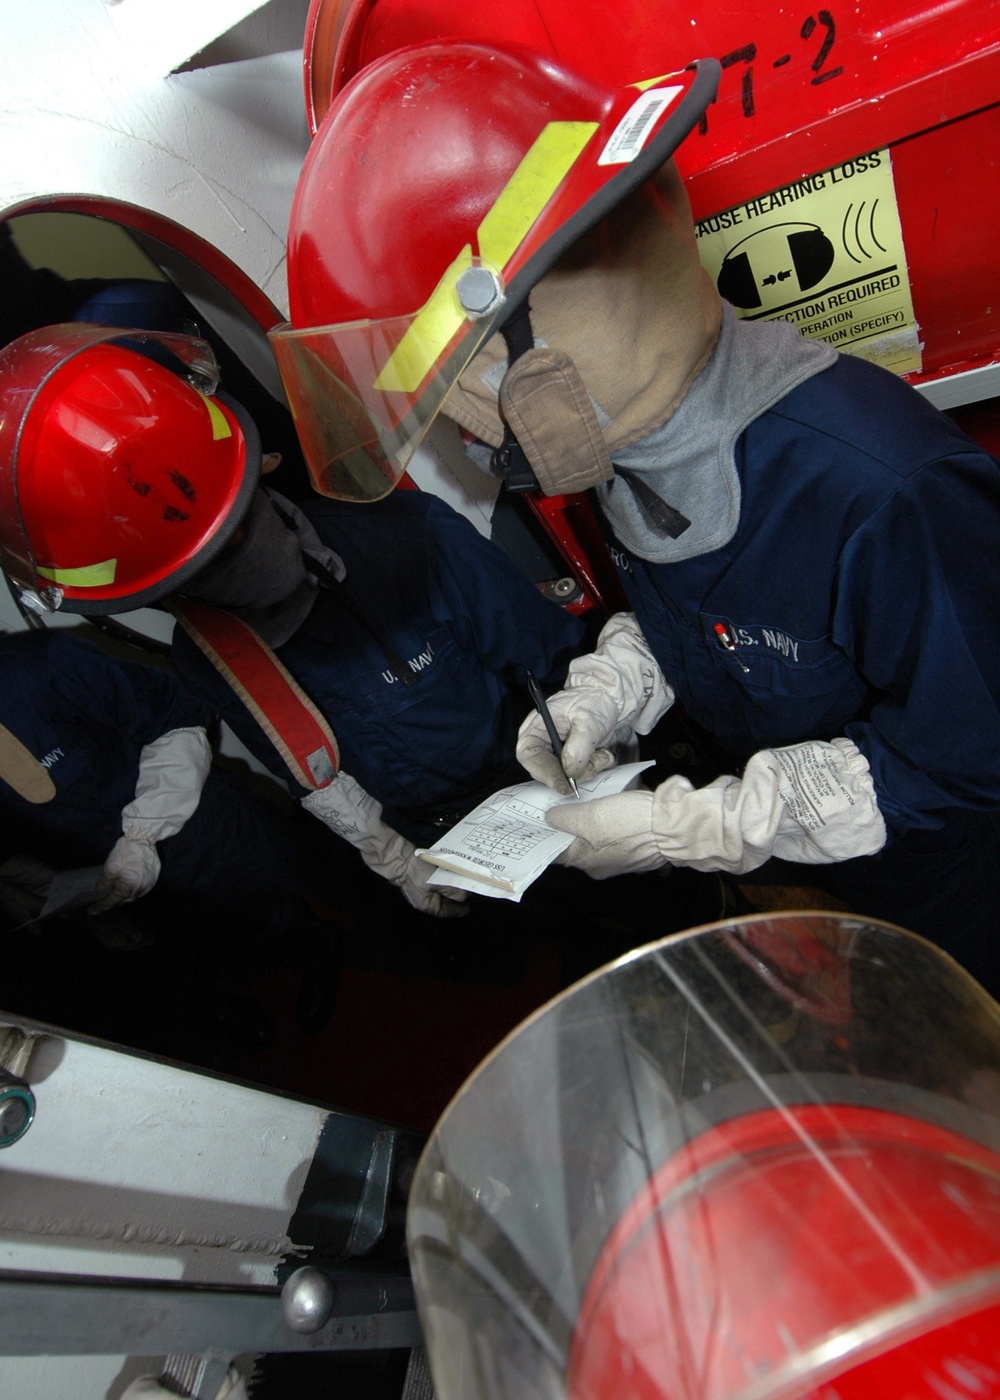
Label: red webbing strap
xmin=168 ymin=599 xmax=339 ymax=790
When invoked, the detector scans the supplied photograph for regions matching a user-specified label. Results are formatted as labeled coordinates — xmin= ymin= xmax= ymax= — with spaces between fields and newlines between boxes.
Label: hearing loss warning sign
xmin=695 ymin=149 xmax=921 ymax=375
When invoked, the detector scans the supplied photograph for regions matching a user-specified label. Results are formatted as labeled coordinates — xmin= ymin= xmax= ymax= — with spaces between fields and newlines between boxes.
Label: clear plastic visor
xmin=407 ymin=914 xmax=1000 ymax=1400
xmin=270 ymin=259 xmax=505 ymax=502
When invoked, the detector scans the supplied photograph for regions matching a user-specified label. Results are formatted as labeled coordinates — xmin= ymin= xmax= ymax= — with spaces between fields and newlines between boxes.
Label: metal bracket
xmin=0 ymin=1268 xmax=421 ymax=1357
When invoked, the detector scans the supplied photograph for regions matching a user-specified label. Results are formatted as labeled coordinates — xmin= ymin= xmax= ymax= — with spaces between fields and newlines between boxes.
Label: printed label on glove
xmin=772 ymin=742 xmax=859 ymax=831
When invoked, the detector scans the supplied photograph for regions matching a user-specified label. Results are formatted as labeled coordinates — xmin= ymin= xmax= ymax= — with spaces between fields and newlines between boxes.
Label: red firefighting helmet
xmin=272 ymin=41 xmax=720 ymax=501
xmin=305 ymin=0 xmax=574 ymax=131
xmin=0 ymin=325 xmax=259 ymax=615
xmin=303 ymin=0 xmax=683 ymax=134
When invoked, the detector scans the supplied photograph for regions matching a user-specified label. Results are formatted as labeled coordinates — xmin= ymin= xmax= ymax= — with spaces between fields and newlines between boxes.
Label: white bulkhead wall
xmin=0 ymin=1022 xmax=330 ymax=1397
xmin=1 ymin=0 xmax=307 ymax=312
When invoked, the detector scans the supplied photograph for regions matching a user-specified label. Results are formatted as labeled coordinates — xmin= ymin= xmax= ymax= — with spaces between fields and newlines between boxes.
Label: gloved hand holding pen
xmin=517 ymin=613 xmax=675 ymax=795
xmin=521 ymin=613 xmax=887 ymax=880
xmin=524 ymin=672 xmax=582 ymax=798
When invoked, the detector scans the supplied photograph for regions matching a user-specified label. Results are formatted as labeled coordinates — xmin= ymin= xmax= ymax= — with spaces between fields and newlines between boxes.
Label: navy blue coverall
xmin=0 ymin=629 xmax=330 ymax=912
xmin=172 ymin=489 xmax=587 ymax=846
xmin=610 ymin=353 xmax=1000 ymax=986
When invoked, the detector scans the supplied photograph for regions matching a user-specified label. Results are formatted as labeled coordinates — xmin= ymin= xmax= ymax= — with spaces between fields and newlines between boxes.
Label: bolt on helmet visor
xmin=274 ymin=46 xmax=720 ymax=502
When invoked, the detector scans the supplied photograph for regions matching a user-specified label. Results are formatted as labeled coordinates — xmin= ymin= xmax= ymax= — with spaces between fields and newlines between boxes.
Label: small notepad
xmin=416 ymin=761 xmax=654 ymax=902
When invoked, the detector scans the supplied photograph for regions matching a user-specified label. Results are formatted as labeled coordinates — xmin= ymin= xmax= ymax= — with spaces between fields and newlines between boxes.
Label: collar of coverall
xmin=601 ymin=303 xmax=838 ymax=563
xmin=443 ymin=162 xmax=723 ymax=476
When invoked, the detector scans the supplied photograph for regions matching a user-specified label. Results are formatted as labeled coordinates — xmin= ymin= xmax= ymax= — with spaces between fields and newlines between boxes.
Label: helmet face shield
xmin=270 ymin=258 xmax=507 ymax=501
xmin=408 ymin=913 xmax=1000 ymax=1400
xmin=281 ymin=43 xmax=720 ymax=500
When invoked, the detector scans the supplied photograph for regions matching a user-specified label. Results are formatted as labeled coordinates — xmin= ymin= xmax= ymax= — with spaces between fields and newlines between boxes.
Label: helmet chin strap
xmin=611 ymin=468 xmax=692 ymax=539
xmin=490 ymin=302 xmax=542 ymax=493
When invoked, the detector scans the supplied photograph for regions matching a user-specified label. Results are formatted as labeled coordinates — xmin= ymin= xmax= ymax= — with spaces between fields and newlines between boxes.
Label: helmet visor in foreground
xmin=408 ymin=913 xmax=1000 ymax=1400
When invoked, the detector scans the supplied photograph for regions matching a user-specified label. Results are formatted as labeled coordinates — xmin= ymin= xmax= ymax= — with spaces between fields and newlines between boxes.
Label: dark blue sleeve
xmin=836 ymin=448 xmax=1000 ymax=833
xmin=45 ymin=631 xmax=211 ymax=745
xmin=424 ymin=497 xmax=587 ymax=688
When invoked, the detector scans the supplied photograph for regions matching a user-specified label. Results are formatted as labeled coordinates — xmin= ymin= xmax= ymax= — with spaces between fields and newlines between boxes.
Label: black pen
xmin=525 ymin=672 xmax=581 ymax=798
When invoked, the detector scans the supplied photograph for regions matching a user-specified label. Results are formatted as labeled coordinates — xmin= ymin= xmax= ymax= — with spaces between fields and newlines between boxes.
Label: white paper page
xmin=417 ymin=761 xmax=654 ymax=903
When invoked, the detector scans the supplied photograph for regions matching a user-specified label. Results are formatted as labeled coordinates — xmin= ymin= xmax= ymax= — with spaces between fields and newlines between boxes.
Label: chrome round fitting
xmin=281 ymin=1265 xmax=334 ymax=1334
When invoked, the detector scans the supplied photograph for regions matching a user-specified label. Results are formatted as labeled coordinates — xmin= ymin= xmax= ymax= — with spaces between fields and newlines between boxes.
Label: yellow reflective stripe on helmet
xmin=375 ymin=120 xmax=598 ymax=396
xmin=204 ymin=396 xmax=233 ymax=440
xmin=477 ymin=121 xmax=597 ymax=268
xmin=37 ymin=559 xmax=117 ymax=588
xmin=375 ymin=245 xmax=474 ymax=394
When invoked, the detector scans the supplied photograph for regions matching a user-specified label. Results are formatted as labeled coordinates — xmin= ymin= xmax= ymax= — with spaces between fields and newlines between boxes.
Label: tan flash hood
xmin=445 ymin=162 xmax=723 ymax=494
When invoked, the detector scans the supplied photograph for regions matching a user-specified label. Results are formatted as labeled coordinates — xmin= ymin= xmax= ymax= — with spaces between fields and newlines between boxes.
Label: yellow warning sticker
xmin=695 ymin=148 xmax=921 ymax=375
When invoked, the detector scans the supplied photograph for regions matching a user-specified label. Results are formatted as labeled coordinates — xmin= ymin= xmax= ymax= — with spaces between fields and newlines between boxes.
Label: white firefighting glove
xmin=302 ymin=772 xmax=469 ymax=918
xmin=546 ymin=738 xmax=887 ymax=879
xmin=517 ymin=613 xmax=674 ymax=794
xmin=90 ymin=726 xmax=212 ymax=914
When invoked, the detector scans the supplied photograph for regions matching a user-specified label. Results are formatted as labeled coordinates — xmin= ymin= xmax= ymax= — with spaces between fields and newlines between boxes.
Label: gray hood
xmin=600 ymin=306 xmax=837 ymax=563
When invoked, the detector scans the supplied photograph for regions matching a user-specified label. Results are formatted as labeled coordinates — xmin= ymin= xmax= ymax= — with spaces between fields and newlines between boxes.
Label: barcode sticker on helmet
xmin=598 ymin=86 xmax=684 ymax=166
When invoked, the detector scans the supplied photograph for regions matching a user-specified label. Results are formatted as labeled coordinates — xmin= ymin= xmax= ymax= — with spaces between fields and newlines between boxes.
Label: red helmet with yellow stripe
xmin=0 ymin=325 xmax=258 ymax=616
xmin=272 ymin=42 xmax=720 ymax=501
